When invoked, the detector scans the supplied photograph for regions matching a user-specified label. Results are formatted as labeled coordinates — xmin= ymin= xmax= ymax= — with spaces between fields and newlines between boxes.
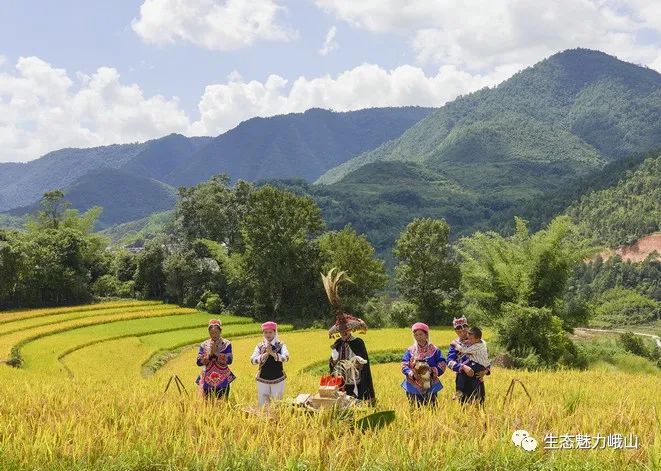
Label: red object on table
xmin=320 ymin=375 xmax=344 ymax=387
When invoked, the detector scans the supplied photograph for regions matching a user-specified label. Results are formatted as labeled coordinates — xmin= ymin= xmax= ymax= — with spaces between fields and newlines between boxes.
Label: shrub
xmin=495 ymin=303 xmax=580 ymax=367
xmin=205 ymin=294 xmax=225 ymax=314
xmin=361 ymin=296 xmax=391 ymax=328
xmin=618 ymin=331 xmax=650 ymax=358
xmin=91 ymin=275 xmax=121 ymax=298
xmin=390 ymin=300 xmax=419 ymax=327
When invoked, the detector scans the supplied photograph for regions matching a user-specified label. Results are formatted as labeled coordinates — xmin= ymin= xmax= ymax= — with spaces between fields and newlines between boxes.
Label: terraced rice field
xmin=0 ymin=301 xmax=659 ymax=470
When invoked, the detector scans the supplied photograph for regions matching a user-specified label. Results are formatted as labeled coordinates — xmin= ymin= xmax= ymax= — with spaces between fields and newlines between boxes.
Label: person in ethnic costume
xmin=401 ymin=322 xmax=447 ymax=406
xmin=450 ymin=326 xmax=489 ymax=405
xmin=195 ymin=319 xmax=235 ymax=399
xmin=324 ymin=268 xmax=376 ymax=403
xmin=446 ymin=316 xmax=490 ymax=403
xmin=250 ymin=321 xmax=289 ymax=407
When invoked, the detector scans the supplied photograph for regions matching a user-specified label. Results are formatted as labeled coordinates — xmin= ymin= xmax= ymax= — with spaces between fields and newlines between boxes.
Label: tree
xmin=241 ymin=185 xmax=325 ymax=322
xmin=457 ymin=216 xmax=597 ymax=367
xmin=318 ymin=225 xmax=387 ymax=313
xmin=134 ymin=238 xmax=168 ymax=299
xmin=394 ymin=218 xmax=461 ymax=325
xmin=175 ymin=175 xmax=253 ymax=252
xmin=16 ymin=228 xmax=92 ymax=306
xmin=33 ymin=190 xmax=69 ymax=230
xmin=163 ymin=246 xmax=218 ymax=306
xmin=114 ymin=250 xmax=138 ymax=282
xmin=457 ymin=216 xmax=595 ymax=322
xmin=0 ymin=192 xmax=111 ymax=308
xmin=0 ymin=230 xmax=25 ymax=307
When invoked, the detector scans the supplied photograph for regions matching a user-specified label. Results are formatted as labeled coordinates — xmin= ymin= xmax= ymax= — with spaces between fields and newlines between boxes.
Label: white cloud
xmin=0 ymin=56 xmax=190 ymax=162
xmin=315 ymin=0 xmax=661 ymax=72
xmin=0 ymin=55 xmax=6 ymax=68
xmin=314 ymin=0 xmax=438 ymax=32
xmin=318 ymin=26 xmax=338 ymax=56
xmin=132 ymin=0 xmax=296 ymax=50
xmin=0 ymin=54 xmax=522 ymax=162
xmin=189 ymin=62 xmax=519 ymax=135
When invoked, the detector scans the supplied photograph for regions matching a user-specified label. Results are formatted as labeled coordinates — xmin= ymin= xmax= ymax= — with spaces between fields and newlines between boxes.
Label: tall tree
xmin=318 ymin=225 xmax=387 ymax=313
xmin=457 ymin=216 xmax=596 ymax=366
xmin=241 ymin=185 xmax=325 ymax=322
xmin=175 ymin=175 xmax=252 ymax=252
xmin=394 ymin=218 xmax=461 ymax=325
xmin=0 ymin=231 xmax=25 ymax=307
xmin=16 ymin=228 xmax=92 ymax=306
xmin=457 ymin=216 xmax=595 ymax=323
xmin=33 ymin=190 xmax=69 ymax=230
xmin=134 ymin=237 xmax=168 ymax=299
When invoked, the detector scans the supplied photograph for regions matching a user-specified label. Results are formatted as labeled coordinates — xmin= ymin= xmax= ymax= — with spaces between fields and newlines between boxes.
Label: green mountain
xmin=318 ymin=49 xmax=661 ymax=192
xmin=172 ymin=107 xmax=435 ymax=186
xmin=100 ymin=210 xmax=174 ymax=244
xmin=300 ymin=49 xmax=661 ymax=253
xmin=567 ymin=153 xmax=660 ymax=246
xmin=121 ymin=134 xmax=212 ymax=184
xmin=5 ymin=169 xmax=178 ymax=229
xmin=0 ymin=143 xmax=148 ymax=212
xmin=486 ymin=150 xmax=660 ymax=240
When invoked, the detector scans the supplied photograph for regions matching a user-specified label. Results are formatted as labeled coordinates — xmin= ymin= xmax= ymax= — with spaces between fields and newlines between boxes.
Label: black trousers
xmin=457 ymin=375 xmax=485 ymax=405
xmin=206 ymin=385 xmax=230 ymax=399
xmin=406 ymin=392 xmax=437 ymax=407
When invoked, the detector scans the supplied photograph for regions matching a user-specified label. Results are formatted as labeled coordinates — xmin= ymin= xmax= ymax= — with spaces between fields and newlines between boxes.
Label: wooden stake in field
xmin=502 ymin=378 xmax=532 ymax=407
xmin=163 ymin=374 xmax=190 ymax=397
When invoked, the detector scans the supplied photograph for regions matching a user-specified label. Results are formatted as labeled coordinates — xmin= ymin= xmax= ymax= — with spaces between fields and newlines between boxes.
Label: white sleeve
xmin=278 ymin=343 xmax=289 ymax=362
xmin=454 ymin=343 xmax=467 ymax=354
xmin=250 ymin=344 xmax=261 ymax=364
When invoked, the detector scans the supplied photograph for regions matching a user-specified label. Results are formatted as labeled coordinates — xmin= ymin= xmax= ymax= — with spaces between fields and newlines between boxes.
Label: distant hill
xmin=100 ymin=210 xmax=174 ymax=244
xmin=121 ymin=134 xmax=212 ymax=184
xmin=0 ymin=107 xmax=433 ymax=214
xmin=5 ymin=168 xmax=178 ymax=229
xmin=485 ymin=150 xmax=658 ymax=234
xmin=0 ymin=143 xmax=156 ymax=212
xmin=171 ymin=107 xmax=435 ymax=186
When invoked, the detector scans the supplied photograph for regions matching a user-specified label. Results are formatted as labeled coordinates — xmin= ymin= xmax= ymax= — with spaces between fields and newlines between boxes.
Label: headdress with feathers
xmin=322 ymin=268 xmax=367 ymax=338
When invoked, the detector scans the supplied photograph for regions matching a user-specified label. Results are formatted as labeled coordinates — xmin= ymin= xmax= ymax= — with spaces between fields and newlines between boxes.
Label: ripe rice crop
xmin=0 ymin=303 xmax=658 ymax=470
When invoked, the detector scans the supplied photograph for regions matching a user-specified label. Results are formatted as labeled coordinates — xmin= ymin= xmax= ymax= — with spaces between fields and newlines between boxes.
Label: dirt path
xmin=575 ymin=327 xmax=661 ymax=348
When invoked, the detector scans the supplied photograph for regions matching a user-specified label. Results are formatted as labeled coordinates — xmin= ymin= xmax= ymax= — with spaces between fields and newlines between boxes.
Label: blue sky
xmin=1 ymin=0 xmax=660 ymax=162
xmin=0 ymin=1 xmax=410 ymax=117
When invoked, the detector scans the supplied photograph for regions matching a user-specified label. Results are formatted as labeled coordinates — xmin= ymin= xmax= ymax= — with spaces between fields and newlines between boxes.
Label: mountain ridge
xmin=317 ymin=48 xmax=661 ymax=186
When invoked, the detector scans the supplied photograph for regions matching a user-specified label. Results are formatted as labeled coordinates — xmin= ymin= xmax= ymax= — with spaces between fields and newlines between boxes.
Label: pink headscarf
xmin=411 ymin=322 xmax=429 ymax=334
xmin=208 ymin=319 xmax=222 ymax=330
xmin=261 ymin=321 xmax=277 ymax=331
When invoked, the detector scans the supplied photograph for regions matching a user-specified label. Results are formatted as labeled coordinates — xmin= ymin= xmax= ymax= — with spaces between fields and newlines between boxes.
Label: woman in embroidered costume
xmin=446 ymin=316 xmax=490 ymax=402
xmin=401 ymin=322 xmax=447 ymax=406
xmin=323 ymin=268 xmax=376 ymax=403
xmin=195 ymin=319 xmax=235 ymax=399
xmin=250 ymin=321 xmax=289 ymax=407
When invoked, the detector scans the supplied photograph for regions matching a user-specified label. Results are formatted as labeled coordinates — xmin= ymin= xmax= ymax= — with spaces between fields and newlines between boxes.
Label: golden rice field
xmin=0 ymin=301 xmax=659 ymax=470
